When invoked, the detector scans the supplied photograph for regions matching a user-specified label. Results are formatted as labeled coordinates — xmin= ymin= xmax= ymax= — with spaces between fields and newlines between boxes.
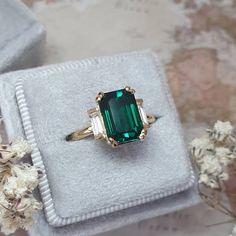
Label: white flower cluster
xmin=190 ymin=121 xmax=236 ymax=189
xmin=0 ymin=136 xmax=42 ymax=235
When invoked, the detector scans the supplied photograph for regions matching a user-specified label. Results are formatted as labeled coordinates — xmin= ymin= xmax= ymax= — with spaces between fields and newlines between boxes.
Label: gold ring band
xmin=66 ymin=114 xmax=158 ymax=142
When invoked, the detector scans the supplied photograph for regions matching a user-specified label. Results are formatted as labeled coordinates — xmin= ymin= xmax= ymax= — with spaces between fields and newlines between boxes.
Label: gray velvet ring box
xmin=0 ymin=50 xmax=199 ymax=235
xmin=0 ymin=0 xmax=46 ymax=73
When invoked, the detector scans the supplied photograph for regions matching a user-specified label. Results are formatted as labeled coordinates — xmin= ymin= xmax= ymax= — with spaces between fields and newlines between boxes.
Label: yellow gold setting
xmin=66 ymin=86 xmax=158 ymax=147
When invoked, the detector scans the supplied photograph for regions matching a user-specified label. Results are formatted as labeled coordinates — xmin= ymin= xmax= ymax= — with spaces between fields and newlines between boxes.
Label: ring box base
xmin=0 ymin=50 xmax=200 ymax=236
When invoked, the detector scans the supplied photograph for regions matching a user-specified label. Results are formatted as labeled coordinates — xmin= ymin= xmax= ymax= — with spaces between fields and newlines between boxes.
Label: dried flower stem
xmin=190 ymin=121 xmax=236 ymax=236
xmin=0 ymin=135 xmax=42 ymax=235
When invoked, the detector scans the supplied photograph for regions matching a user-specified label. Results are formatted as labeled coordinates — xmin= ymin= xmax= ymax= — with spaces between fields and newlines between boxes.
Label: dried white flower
xmin=219 ymin=156 xmax=232 ymax=166
xmin=207 ymin=179 xmax=220 ymax=189
xmin=0 ymin=217 xmax=19 ymax=235
xmin=3 ymin=165 xmax=39 ymax=199
xmin=218 ymin=172 xmax=229 ymax=181
xmin=0 ymin=208 xmax=34 ymax=235
xmin=0 ymin=136 xmax=41 ymax=235
xmin=0 ymin=149 xmax=14 ymax=164
xmin=189 ymin=136 xmax=213 ymax=158
xmin=3 ymin=176 xmax=28 ymax=199
xmin=0 ymin=192 xmax=8 ymax=211
xmin=17 ymin=197 xmax=42 ymax=216
xmin=207 ymin=120 xmax=235 ymax=142
xmin=0 ymin=138 xmax=31 ymax=164
xmin=215 ymin=121 xmax=233 ymax=135
xmin=0 ymin=191 xmax=42 ymax=235
xmin=10 ymin=138 xmax=31 ymax=159
xmin=215 ymin=147 xmax=233 ymax=165
xmin=198 ymin=173 xmax=209 ymax=185
xmin=200 ymin=155 xmax=222 ymax=176
xmin=190 ymin=121 xmax=236 ymax=234
xmin=215 ymin=147 xmax=231 ymax=157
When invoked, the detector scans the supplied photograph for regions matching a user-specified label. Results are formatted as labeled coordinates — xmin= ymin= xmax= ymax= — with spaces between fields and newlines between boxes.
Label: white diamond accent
xmin=91 ymin=115 xmax=104 ymax=137
xmin=138 ymin=106 xmax=149 ymax=125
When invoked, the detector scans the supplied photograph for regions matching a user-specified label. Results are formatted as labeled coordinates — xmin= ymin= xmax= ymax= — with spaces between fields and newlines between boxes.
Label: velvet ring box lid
xmin=0 ymin=0 xmax=45 ymax=73
xmin=0 ymin=50 xmax=195 ymax=228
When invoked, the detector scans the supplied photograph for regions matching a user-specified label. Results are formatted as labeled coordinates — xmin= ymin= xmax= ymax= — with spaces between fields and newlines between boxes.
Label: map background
xmin=1 ymin=0 xmax=236 ymax=235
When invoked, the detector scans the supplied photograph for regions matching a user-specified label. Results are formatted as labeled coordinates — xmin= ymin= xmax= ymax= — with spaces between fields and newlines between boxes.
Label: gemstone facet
xmin=98 ymin=89 xmax=143 ymax=144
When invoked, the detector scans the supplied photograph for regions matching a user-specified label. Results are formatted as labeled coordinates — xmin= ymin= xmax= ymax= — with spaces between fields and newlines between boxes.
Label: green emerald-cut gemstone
xmin=98 ymin=89 xmax=143 ymax=144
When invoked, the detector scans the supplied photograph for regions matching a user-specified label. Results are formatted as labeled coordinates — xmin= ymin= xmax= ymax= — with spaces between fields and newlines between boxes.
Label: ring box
xmin=0 ymin=50 xmax=200 ymax=236
xmin=0 ymin=0 xmax=45 ymax=73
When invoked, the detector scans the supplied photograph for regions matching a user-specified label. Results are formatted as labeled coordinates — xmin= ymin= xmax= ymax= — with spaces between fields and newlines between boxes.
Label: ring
xmin=66 ymin=86 xmax=158 ymax=147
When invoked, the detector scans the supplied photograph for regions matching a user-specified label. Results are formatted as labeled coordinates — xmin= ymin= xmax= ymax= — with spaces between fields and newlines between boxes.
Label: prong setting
xmin=136 ymin=98 xmax=143 ymax=106
xmin=139 ymin=127 xmax=148 ymax=141
xmin=87 ymin=107 xmax=98 ymax=117
xmin=107 ymin=137 xmax=119 ymax=147
xmin=96 ymin=92 xmax=104 ymax=102
xmin=125 ymin=86 xmax=135 ymax=94
xmin=147 ymin=114 xmax=158 ymax=124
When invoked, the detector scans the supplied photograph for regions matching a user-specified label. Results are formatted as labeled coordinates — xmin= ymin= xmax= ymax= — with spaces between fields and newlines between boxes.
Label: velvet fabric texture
xmin=0 ymin=51 xmax=200 ymax=235
xmin=0 ymin=0 xmax=45 ymax=73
